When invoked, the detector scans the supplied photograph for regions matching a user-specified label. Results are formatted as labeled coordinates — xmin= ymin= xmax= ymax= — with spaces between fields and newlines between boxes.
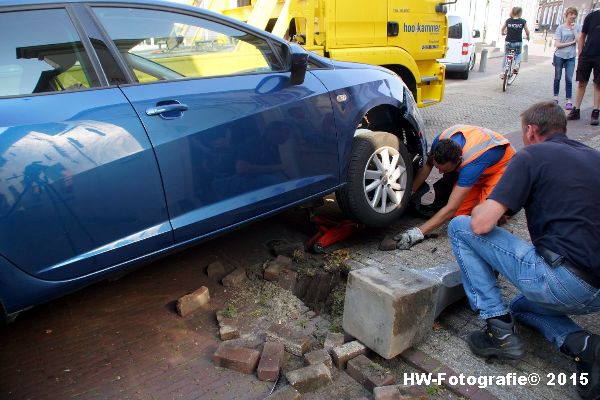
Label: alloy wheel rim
xmin=362 ymin=146 xmax=407 ymax=214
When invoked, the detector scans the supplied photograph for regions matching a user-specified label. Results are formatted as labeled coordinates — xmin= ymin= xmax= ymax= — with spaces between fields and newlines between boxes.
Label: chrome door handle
xmin=145 ymin=103 xmax=189 ymax=116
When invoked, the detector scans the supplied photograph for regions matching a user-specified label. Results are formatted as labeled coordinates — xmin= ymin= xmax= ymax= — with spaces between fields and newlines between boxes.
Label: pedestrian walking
xmin=448 ymin=102 xmax=600 ymax=400
xmin=554 ymin=7 xmax=580 ymax=110
xmin=567 ymin=5 xmax=600 ymax=125
xmin=384 ymin=125 xmax=515 ymax=250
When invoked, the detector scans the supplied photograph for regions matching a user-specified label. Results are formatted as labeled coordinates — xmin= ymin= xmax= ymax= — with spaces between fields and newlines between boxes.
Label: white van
xmin=439 ymin=13 xmax=480 ymax=79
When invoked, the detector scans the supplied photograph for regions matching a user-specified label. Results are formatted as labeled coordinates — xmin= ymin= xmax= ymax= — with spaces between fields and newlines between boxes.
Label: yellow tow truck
xmin=203 ymin=0 xmax=451 ymax=107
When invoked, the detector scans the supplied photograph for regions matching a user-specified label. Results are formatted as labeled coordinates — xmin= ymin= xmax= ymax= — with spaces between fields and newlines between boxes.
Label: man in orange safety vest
xmin=387 ymin=124 xmax=516 ymax=250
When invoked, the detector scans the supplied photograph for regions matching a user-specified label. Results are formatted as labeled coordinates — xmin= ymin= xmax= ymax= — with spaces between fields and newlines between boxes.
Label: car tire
xmin=336 ymin=131 xmax=413 ymax=227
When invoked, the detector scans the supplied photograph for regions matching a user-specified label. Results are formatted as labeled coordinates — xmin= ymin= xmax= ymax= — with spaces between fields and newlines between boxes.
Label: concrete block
xmin=257 ymin=342 xmax=285 ymax=382
xmin=266 ymin=385 xmax=301 ymax=400
xmin=323 ymin=332 xmax=345 ymax=353
xmin=285 ymin=363 xmax=332 ymax=393
xmin=278 ymin=269 xmax=297 ymax=291
xmin=342 ymin=266 xmax=440 ymax=359
xmin=212 ymin=343 xmax=260 ymax=374
xmin=412 ymin=263 xmax=465 ymax=318
xmin=176 ymin=286 xmax=210 ymax=317
xmin=304 ymin=349 xmax=332 ymax=369
xmin=346 ymin=354 xmax=395 ymax=392
xmin=207 ymin=261 xmax=226 ymax=277
xmin=266 ymin=323 xmax=311 ymax=356
xmin=222 ymin=267 xmax=247 ymax=287
xmin=331 ymin=340 xmax=367 ymax=368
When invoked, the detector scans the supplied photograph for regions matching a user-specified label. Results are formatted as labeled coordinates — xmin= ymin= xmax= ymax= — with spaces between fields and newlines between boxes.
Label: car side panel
xmin=0 ymin=89 xmax=172 ymax=281
xmin=119 ymin=71 xmax=339 ymax=243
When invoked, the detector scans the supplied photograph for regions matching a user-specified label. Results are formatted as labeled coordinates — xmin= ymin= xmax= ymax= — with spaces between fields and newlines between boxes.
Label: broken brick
xmin=257 ymin=342 xmax=285 ymax=382
xmin=213 ymin=343 xmax=260 ymax=374
xmin=331 ymin=340 xmax=367 ymax=368
xmin=222 ymin=267 xmax=247 ymax=287
xmin=219 ymin=325 xmax=240 ymax=341
xmin=266 ymin=323 xmax=312 ymax=356
xmin=304 ymin=349 xmax=332 ymax=369
xmin=285 ymin=363 xmax=332 ymax=393
xmin=323 ymin=332 xmax=345 ymax=353
xmin=176 ymin=286 xmax=210 ymax=317
xmin=347 ymin=354 xmax=395 ymax=392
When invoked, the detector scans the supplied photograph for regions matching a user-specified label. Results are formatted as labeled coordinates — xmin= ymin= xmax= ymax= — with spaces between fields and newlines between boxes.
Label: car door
xmin=92 ymin=5 xmax=339 ymax=243
xmin=0 ymin=7 xmax=172 ymax=281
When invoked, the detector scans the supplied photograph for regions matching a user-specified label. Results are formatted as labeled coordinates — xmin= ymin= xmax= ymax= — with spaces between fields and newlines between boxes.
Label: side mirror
xmin=283 ymin=44 xmax=308 ymax=85
xmin=473 ymin=29 xmax=481 ymax=39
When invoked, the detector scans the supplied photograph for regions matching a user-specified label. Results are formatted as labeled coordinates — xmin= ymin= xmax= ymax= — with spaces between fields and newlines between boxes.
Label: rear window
xmin=448 ymin=16 xmax=462 ymax=39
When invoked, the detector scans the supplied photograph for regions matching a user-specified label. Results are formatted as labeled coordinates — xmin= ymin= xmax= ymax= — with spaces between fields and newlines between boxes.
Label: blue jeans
xmin=553 ymin=55 xmax=576 ymax=98
xmin=448 ymin=215 xmax=600 ymax=349
xmin=503 ymin=42 xmax=523 ymax=70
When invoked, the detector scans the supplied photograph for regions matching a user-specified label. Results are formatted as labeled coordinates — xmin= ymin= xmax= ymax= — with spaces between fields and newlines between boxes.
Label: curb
xmin=400 ymin=348 xmax=499 ymax=400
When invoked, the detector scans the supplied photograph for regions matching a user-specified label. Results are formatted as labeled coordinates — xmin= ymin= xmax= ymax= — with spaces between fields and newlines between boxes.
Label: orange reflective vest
xmin=439 ymin=125 xmax=510 ymax=170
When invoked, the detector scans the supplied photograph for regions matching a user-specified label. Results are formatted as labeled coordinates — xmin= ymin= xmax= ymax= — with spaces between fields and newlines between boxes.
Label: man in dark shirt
xmin=568 ymin=6 xmax=600 ymax=125
xmin=448 ymin=102 xmax=600 ymax=400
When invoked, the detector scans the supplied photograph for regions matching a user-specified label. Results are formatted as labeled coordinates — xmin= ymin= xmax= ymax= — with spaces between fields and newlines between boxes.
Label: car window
xmin=0 ymin=9 xmax=100 ymax=97
xmin=448 ymin=16 xmax=463 ymax=39
xmin=93 ymin=7 xmax=286 ymax=83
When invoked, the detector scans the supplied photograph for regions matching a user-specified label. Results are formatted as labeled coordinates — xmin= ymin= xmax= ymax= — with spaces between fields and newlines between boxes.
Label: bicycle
xmin=502 ymin=43 xmax=522 ymax=92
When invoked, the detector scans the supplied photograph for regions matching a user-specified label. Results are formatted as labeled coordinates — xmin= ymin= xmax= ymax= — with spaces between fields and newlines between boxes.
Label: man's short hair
xmin=432 ymin=139 xmax=462 ymax=164
xmin=521 ymin=101 xmax=567 ymax=137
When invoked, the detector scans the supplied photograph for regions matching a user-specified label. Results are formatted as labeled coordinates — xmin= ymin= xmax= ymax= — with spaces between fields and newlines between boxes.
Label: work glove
xmin=393 ymin=227 xmax=425 ymax=250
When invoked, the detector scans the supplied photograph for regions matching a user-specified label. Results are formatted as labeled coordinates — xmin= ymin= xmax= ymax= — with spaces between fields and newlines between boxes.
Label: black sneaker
xmin=561 ymin=331 xmax=600 ymax=400
xmin=467 ymin=316 xmax=524 ymax=360
xmin=568 ymin=108 xmax=581 ymax=121
xmin=592 ymin=109 xmax=599 ymax=126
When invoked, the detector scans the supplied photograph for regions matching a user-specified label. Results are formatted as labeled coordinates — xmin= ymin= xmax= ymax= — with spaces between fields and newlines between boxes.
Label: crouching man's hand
xmin=393 ymin=227 xmax=425 ymax=250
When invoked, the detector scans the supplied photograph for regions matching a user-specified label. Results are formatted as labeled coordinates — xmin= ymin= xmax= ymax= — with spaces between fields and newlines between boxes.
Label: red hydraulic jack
xmin=307 ymin=215 xmax=361 ymax=252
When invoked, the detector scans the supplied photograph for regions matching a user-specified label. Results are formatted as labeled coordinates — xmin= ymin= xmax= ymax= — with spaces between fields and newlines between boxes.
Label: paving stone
xmin=206 ymin=261 xmax=226 ymax=277
xmin=278 ymin=269 xmax=297 ymax=291
xmin=346 ymin=354 xmax=395 ymax=392
xmin=331 ymin=340 xmax=367 ymax=369
xmin=219 ymin=324 xmax=240 ymax=341
xmin=222 ymin=267 xmax=247 ymax=287
xmin=284 ymin=363 xmax=332 ymax=394
xmin=212 ymin=343 xmax=260 ymax=375
xmin=323 ymin=332 xmax=345 ymax=353
xmin=176 ymin=286 xmax=210 ymax=317
xmin=304 ymin=349 xmax=332 ymax=369
xmin=265 ymin=385 xmax=301 ymax=400
xmin=266 ymin=323 xmax=312 ymax=356
xmin=257 ymin=342 xmax=285 ymax=382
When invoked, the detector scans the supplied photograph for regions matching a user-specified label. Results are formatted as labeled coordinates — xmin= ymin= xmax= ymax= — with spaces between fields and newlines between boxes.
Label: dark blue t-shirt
xmin=431 ymin=133 xmax=506 ymax=187
xmin=489 ymin=134 xmax=600 ymax=272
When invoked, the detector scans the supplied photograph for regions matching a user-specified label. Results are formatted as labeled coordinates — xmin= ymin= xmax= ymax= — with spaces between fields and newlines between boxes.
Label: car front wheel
xmin=336 ymin=131 xmax=413 ymax=227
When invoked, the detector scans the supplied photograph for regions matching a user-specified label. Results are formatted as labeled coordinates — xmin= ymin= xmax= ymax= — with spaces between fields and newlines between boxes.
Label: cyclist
xmin=500 ymin=7 xmax=531 ymax=79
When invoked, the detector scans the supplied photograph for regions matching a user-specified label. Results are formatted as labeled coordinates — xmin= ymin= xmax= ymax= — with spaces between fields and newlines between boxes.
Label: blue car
xmin=0 ymin=0 xmax=426 ymax=322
